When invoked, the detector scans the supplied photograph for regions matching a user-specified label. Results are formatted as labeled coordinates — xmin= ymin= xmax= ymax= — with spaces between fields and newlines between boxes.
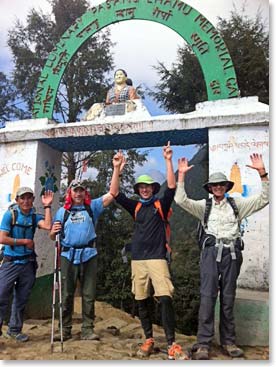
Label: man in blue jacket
xmin=49 ymin=151 xmax=124 ymax=341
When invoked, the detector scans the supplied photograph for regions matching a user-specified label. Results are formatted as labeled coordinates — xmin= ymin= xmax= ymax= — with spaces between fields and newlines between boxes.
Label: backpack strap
xmin=84 ymin=203 xmax=95 ymax=226
xmin=226 ymin=197 xmax=242 ymax=235
xmin=9 ymin=207 xmax=36 ymax=238
xmin=226 ymin=197 xmax=239 ymax=218
xmin=203 ymin=198 xmax=213 ymax=228
xmin=134 ymin=202 xmax=142 ymax=220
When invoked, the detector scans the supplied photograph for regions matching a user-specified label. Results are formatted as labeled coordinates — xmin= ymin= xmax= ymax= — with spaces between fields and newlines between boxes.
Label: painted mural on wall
xmin=0 ymin=142 xmax=58 ymax=222
xmin=39 ymin=160 xmax=59 ymax=196
xmin=209 ymin=125 xmax=269 ymax=289
xmin=0 ymin=143 xmax=35 ymax=221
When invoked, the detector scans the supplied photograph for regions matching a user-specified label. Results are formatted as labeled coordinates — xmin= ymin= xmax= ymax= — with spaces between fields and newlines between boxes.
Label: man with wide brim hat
xmin=133 ymin=175 xmax=161 ymax=195
xmin=203 ymin=172 xmax=234 ymax=194
xmin=174 ymin=154 xmax=269 ymax=360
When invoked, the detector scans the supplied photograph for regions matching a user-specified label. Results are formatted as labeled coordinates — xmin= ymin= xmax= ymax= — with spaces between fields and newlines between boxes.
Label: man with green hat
xmin=114 ymin=142 xmax=189 ymax=360
xmin=174 ymin=153 xmax=269 ymax=360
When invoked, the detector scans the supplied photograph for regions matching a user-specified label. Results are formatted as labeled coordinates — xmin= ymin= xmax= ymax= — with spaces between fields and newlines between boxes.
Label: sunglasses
xmin=210 ymin=182 xmax=227 ymax=187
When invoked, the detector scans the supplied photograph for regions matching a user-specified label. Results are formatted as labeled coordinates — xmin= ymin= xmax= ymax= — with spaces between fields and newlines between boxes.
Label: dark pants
xmin=196 ymin=246 xmax=243 ymax=348
xmin=0 ymin=261 xmax=36 ymax=333
xmin=61 ymin=255 xmax=97 ymax=335
xmin=138 ymin=295 xmax=175 ymax=345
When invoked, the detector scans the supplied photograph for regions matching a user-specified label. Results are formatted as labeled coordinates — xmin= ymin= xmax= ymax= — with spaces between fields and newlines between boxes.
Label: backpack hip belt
xmin=215 ymin=239 xmax=236 ymax=262
xmin=2 ymin=253 xmax=37 ymax=263
xmin=61 ymin=240 xmax=96 ymax=252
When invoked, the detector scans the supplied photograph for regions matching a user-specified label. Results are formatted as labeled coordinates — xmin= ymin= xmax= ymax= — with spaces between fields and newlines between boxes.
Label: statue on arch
xmin=83 ymin=68 xmax=141 ymax=121
xmin=105 ymin=68 xmax=140 ymax=105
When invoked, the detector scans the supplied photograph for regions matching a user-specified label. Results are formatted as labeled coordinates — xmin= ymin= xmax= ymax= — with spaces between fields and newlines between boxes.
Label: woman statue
xmin=106 ymin=69 xmax=140 ymax=104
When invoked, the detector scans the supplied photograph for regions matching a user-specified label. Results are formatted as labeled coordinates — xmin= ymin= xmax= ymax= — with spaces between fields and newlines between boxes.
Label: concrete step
xmin=215 ymin=289 xmax=269 ymax=346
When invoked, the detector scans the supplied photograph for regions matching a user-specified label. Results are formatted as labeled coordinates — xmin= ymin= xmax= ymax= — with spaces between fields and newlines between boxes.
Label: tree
xmin=150 ymin=7 xmax=268 ymax=113
xmin=0 ymin=72 xmax=27 ymax=124
xmin=7 ymin=0 xmax=114 ymax=123
xmin=7 ymin=0 xmax=115 ymax=183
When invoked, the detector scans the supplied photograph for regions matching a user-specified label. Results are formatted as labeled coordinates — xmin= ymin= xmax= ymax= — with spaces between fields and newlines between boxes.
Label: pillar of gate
xmin=0 ymin=130 xmax=62 ymax=317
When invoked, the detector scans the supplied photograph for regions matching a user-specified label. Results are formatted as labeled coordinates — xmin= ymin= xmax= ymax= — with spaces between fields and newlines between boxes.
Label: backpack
xmin=60 ymin=204 xmax=95 ymax=239
xmin=134 ymin=200 xmax=173 ymax=263
xmin=8 ymin=203 xmax=37 ymax=238
xmin=197 ymin=197 xmax=244 ymax=250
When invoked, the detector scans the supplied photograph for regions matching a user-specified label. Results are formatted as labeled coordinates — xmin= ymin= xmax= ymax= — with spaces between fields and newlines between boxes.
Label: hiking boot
xmin=193 ymin=346 xmax=209 ymax=360
xmin=137 ymin=337 xmax=155 ymax=358
xmin=222 ymin=344 xmax=244 ymax=358
xmin=6 ymin=331 xmax=29 ymax=342
xmin=167 ymin=343 xmax=190 ymax=360
xmin=81 ymin=332 xmax=100 ymax=341
xmin=53 ymin=333 xmax=72 ymax=342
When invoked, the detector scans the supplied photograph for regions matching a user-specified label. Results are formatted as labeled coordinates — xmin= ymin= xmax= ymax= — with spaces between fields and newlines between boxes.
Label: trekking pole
xmin=50 ymin=224 xmax=63 ymax=352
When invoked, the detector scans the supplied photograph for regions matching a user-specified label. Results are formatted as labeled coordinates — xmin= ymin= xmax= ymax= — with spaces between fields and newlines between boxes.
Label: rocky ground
xmin=0 ymin=298 xmax=269 ymax=361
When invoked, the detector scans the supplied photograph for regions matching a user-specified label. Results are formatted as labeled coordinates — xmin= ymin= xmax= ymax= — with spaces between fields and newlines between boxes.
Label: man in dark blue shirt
xmin=114 ymin=142 xmax=189 ymax=360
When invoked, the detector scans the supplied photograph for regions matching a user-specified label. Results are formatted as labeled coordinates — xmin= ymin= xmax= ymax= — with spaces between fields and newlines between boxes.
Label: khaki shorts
xmin=131 ymin=259 xmax=174 ymax=300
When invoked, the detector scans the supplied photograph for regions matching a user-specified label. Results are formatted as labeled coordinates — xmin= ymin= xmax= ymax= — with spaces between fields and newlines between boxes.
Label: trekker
xmin=174 ymin=153 xmax=269 ymax=360
xmin=0 ymin=187 xmax=54 ymax=342
xmin=49 ymin=151 xmax=124 ymax=341
xmin=113 ymin=142 xmax=189 ymax=360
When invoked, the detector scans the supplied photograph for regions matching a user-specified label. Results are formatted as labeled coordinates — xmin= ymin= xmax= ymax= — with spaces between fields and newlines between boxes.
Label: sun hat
xmin=133 ymin=175 xmax=160 ymax=195
xmin=203 ymin=172 xmax=234 ymax=193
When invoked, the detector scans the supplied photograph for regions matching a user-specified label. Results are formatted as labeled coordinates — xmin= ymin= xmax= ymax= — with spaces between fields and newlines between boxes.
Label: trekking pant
xmin=196 ymin=245 xmax=243 ymax=348
xmin=61 ymin=255 xmax=97 ymax=335
xmin=137 ymin=295 xmax=175 ymax=345
xmin=0 ymin=261 xmax=36 ymax=333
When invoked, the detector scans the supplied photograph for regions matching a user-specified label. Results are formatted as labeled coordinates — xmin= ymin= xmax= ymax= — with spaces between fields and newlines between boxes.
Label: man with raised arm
xmin=174 ymin=153 xmax=269 ymax=360
xmin=49 ymin=151 xmax=124 ymax=342
xmin=113 ymin=142 xmax=190 ymax=360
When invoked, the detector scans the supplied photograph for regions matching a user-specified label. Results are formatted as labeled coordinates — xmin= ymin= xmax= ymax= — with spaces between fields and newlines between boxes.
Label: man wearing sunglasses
xmin=174 ymin=153 xmax=269 ymax=360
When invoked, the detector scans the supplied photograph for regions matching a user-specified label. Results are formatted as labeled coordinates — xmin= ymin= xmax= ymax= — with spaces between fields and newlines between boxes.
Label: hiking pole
xmin=50 ymin=224 xmax=63 ymax=352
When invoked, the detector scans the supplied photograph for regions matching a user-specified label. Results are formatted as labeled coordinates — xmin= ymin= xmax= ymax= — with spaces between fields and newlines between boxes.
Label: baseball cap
xmin=69 ymin=179 xmax=86 ymax=190
xmin=16 ymin=187 xmax=34 ymax=197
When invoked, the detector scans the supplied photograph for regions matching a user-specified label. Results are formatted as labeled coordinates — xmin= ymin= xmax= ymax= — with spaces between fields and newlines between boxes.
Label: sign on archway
xmin=32 ymin=0 xmax=239 ymax=119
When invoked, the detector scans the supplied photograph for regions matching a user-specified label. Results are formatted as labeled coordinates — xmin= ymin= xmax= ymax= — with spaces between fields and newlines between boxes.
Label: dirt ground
xmin=0 ymin=299 xmax=269 ymax=361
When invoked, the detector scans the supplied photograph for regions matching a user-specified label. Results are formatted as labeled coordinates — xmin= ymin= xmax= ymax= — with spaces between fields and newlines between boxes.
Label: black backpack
xmin=197 ymin=197 xmax=243 ymax=250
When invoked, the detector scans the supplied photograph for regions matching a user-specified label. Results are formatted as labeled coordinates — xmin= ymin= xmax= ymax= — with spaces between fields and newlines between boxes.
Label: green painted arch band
xmin=32 ymin=0 xmax=239 ymax=119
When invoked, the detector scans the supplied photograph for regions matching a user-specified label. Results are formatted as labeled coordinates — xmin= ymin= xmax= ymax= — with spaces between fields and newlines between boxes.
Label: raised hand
xmin=246 ymin=153 xmax=265 ymax=171
xmin=119 ymin=155 xmax=126 ymax=175
xmin=163 ymin=141 xmax=173 ymax=160
xmin=113 ymin=150 xmax=124 ymax=168
xmin=41 ymin=190 xmax=54 ymax=206
xmin=178 ymin=158 xmax=194 ymax=174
